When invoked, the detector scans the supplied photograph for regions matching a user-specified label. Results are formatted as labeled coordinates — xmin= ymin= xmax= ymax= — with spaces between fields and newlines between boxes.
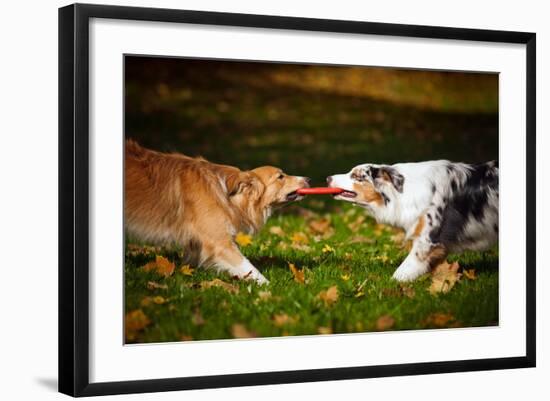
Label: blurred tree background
xmin=125 ymin=56 xmax=498 ymax=185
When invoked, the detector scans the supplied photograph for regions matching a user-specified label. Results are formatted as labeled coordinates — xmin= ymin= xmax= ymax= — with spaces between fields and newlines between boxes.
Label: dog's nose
xmin=326 ymin=176 xmax=333 ymax=185
xmin=304 ymin=177 xmax=311 ymax=185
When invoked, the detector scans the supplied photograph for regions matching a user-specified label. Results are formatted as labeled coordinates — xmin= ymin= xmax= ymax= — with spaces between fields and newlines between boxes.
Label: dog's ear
xmin=376 ymin=167 xmax=404 ymax=193
xmin=225 ymin=171 xmax=252 ymax=196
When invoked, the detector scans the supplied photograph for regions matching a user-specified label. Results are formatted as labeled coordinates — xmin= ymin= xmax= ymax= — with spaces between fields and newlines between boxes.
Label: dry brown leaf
xmin=231 ymin=323 xmax=257 ymax=338
xmin=142 ymin=255 xmax=176 ymax=277
xmin=180 ymin=265 xmax=194 ymax=276
xmin=200 ymin=278 xmax=239 ymax=294
xmin=347 ymin=215 xmax=366 ymax=232
xmin=317 ymin=326 xmax=333 ymax=335
xmin=291 ymin=242 xmax=312 ymax=253
xmin=309 ymin=218 xmax=333 ymax=236
xmin=400 ymin=285 xmax=416 ymax=299
xmin=192 ymin=309 xmax=206 ymax=326
xmin=424 ymin=312 xmax=456 ymax=328
xmin=463 ymin=268 xmax=477 ymax=280
xmin=269 ymin=226 xmax=285 ymax=237
xmin=235 ymin=232 xmax=253 ymax=247
xmin=317 ymin=286 xmax=339 ymax=306
xmin=147 ymin=281 xmax=168 ymax=290
xmin=376 ymin=315 xmax=396 ymax=331
xmin=125 ymin=309 xmax=151 ymax=342
xmin=180 ymin=335 xmax=193 ymax=341
xmin=349 ymin=236 xmax=376 ymax=244
xmin=288 ymin=263 xmax=305 ymax=284
xmin=429 ymin=261 xmax=462 ymax=295
xmin=390 ymin=231 xmax=406 ymax=244
xmin=272 ymin=313 xmax=297 ymax=327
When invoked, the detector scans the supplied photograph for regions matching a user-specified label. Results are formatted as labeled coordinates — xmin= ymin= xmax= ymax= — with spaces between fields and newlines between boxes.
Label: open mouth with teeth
xmin=285 ymin=191 xmax=301 ymax=201
xmin=336 ymin=190 xmax=357 ymax=199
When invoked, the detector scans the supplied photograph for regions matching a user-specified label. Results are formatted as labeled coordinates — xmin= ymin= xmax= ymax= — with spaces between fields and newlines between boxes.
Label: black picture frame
xmin=59 ymin=3 xmax=536 ymax=397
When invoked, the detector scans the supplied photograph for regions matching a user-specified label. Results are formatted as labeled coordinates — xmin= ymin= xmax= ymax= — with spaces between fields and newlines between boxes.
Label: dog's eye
xmin=278 ymin=174 xmax=284 ymax=180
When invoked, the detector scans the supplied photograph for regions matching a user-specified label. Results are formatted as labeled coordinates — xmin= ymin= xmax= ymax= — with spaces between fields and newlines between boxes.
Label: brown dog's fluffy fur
xmin=125 ymin=139 xmax=309 ymax=284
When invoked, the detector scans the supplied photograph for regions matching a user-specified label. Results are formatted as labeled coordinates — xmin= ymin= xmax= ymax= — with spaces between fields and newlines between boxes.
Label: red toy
xmin=296 ymin=187 xmax=344 ymax=195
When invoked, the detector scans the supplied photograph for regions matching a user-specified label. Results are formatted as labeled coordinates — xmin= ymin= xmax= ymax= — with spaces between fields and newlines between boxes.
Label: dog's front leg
xmin=393 ymin=218 xmax=447 ymax=282
xmin=203 ymin=241 xmax=269 ymax=285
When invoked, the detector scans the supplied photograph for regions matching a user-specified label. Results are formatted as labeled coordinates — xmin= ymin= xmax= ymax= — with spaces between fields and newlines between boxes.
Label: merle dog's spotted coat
xmin=328 ymin=160 xmax=498 ymax=281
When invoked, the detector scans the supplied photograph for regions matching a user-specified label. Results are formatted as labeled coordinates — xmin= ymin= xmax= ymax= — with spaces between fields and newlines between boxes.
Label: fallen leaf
xmin=153 ymin=295 xmax=166 ymax=304
xmin=147 ymin=281 xmax=168 ymax=290
xmin=400 ymin=285 xmax=416 ymax=299
xmin=375 ymin=254 xmax=389 ymax=263
xmin=322 ymin=244 xmax=335 ymax=254
xmin=258 ymin=291 xmax=272 ymax=301
xmin=192 ymin=309 xmax=205 ymax=326
xmin=347 ymin=215 xmax=366 ymax=232
xmin=180 ymin=335 xmax=193 ymax=341
xmin=291 ymin=231 xmax=309 ymax=244
xmin=125 ymin=309 xmax=151 ymax=342
xmin=309 ymin=218 xmax=332 ymax=234
xmin=390 ymin=231 xmax=406 ymax=244
xmin=354 ymin=291 xmax=365 ymax=298
xmin=429 ymin=261 xmax=462 ymax=295
xmin=424 ymin=312 xmax=456 ymax=328
xmin=291 ymin=242 xmax=312 ymax=253
xmin=341 ymin=274 xmax=351 ymax=281
xmin=317 ymin=286 xmax=339 ymax=306
xmin=376 ymin=315 xmax=395 ymax=331
xmin=180 ymin=265 xmax=194 ymax=276
xmin=317 ymin=326 xmax=333 ymax=335
xmin=272 ymin=313 xmax=297 ymax=327
xmin=142 ymin=255 xmax=175 ymax=277
xmin=463 ymin=268 xmax=477 ymax=280
xmin=288 ymin=262 xmax=305 ymax=284
xmin=349 ymin=236 xmax=376 ymax=244
xmin=235 ymin=232 xmax=253 ymax=247
xmin=269 ymin=226 xmax=285 ymax=237
xmin=200 ymin=278 xmax=239 ymax=294
xmin=231 ymin=323 xmax=256 ymax=338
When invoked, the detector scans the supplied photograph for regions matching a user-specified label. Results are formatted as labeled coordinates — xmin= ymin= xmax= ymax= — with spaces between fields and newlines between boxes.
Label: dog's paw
xmin=244 ymin=269 xmax=269 ymax=285
xmin=392 ymin=259 xmax=428 ymax=282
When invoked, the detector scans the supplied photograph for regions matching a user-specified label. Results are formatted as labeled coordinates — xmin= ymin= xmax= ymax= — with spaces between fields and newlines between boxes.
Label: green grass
xmin=124 ymin=57 xmax=499 ymax=343
xmin=125 ymin=201 xmax=498 ymax=343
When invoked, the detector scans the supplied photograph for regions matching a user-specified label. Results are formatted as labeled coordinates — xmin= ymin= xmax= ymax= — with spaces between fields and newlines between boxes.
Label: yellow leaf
xmin=147 ymin=281 xmax=168 ymax=290
xmin=231 ymin=323 xmax=256 ymax=338
xmin=429 ymin=261 xmax=462 ymax=295
xmin=376 ymin=315 xmax=395 ymax=331
xmin=355 ymin=291 xmax=365 ymax=298
xmin=235 ymin=232 xmax=253 ymax=247
xmin=125 ymin=309 xmax=151 ymax=342
xmin=153 ymin=296 xmax=166 ymax=304
xmin=317 ymin=286 xmax=339 ymax=306
xmin=142 ymin=255 xmax=175 ymax=277
xmin=341 ymin=274 xmax=351 ymax=281
xmin=272 ymin=313 xmax=297 ymax=327
xmin=463 ymin=268 xmax=477 ymax=280
xmin=288 ymin=262 xmax=305 ymax=284
xmin=291 ymin=231 xmax=309 ymax=244
xmin=269 ymin=226 xmax=285 ymax=237
xmin=317 ymin=326 xmax=333 ymax=335
xmin=200 ymin=278 xmax=239 ymax=294
xmin=322 ymin=244 xmax=335 ymax=253
xmin=180 ymin=264 xmax=194 ymax=276
xmin=290 ymin=242 xmax=312 ymax=253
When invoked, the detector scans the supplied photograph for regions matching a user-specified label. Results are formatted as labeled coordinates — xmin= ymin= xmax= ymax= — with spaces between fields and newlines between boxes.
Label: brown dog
xmin=125 ymin=140 xmax=310 ymax=284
